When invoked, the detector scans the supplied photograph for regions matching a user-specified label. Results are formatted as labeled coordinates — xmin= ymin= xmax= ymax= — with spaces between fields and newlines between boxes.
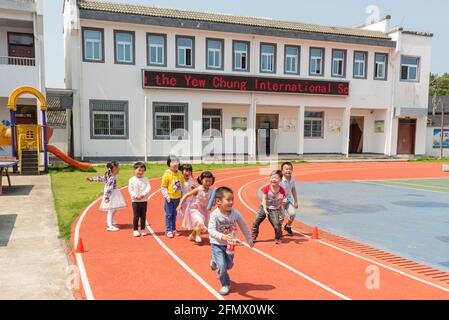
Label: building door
xmin=256 ymin=114 xmax=279 ymax=156
xmin=397 ymin=119 xmax=416 ymax=154
xmin=349 ymin=116 xmax=364 ymax=153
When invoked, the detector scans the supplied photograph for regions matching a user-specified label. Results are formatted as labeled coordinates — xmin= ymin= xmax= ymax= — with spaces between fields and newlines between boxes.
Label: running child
xmin=280 ymin=162 xmax=299 ymax=236
xmin=86 ymin=161 xmax=127 ymax=232
xmin=177 ymin=171 xmax=215 ymax=243
xmin=161 ymin=157 xmax=185 ymax=238
xmin=128 ymin=162 xmax=151 ymax=238
xmin=251 ymin=170 xmax=285 ymax=244
xmin=177 ymin=164 xmax=196 ymax=221
xmin=208 ymin=187 xmax=254 ymax=295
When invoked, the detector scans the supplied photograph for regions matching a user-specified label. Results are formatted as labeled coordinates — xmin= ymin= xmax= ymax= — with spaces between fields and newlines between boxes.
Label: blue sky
xmin=43 ymin=0 xmax=448 ymax=88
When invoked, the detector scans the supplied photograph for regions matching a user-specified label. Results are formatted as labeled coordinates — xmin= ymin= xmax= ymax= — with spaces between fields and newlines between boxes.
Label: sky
xmin=43 ymin=0 xmax=448 ymax=88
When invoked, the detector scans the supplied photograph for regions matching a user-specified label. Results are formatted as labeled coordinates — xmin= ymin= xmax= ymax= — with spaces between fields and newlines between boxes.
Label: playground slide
xmin=47 ymin=144 xmax=93 ymax=169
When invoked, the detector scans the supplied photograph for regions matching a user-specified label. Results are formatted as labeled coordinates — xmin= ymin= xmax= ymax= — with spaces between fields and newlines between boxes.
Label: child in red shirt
xmin=251 ymin=170 xmax=286 ymax=244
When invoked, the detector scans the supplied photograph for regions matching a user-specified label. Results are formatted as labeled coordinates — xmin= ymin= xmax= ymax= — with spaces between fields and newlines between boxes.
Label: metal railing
xmin=0 ymin=56 xmax=36 ymax=66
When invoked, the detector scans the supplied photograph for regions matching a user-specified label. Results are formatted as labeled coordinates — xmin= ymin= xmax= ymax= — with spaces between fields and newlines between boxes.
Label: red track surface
xmin=72 ymin=162 xmax=449 ymax=300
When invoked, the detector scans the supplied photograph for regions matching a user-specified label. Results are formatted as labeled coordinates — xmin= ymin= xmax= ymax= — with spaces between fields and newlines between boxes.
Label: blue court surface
xmin=291 ymin=179 xmax=449 ymax=272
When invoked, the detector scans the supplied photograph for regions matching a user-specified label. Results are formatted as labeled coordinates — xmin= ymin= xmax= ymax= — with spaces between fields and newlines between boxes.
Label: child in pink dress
xmin=177 ymin=164 xmax=196 ymax=222
xmin=177 ymin=171 xmax=215 ymax=243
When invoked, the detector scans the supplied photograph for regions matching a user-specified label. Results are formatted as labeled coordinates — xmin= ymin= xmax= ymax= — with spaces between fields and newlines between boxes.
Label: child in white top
xmin=128 ymin=162 xmax=151 ymax=237
xmin=177 ymin=164 xmax=195 ymax=222
xmin=208 ymin=187 xmax=253 ymax=296
xmin=280 ymin=162 xmax=299 ymax=236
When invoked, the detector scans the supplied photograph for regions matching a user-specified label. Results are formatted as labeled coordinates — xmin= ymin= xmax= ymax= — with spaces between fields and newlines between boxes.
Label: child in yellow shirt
xmin=161 ymin=157 xmax=185 ymax=238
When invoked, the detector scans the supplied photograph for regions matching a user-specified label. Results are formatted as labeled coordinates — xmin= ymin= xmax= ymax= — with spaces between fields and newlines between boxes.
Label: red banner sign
xmin=143 ymin=70 xmax=349 ymax=96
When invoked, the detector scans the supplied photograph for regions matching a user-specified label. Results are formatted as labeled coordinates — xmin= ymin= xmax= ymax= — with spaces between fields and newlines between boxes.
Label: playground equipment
xmin=4 ymin=86 xmax=92 ymax=174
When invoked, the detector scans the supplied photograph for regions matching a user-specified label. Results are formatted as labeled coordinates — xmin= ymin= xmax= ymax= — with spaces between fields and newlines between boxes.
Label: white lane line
xmin=74 ymin=197 xmax=102 ymax=300
xmin=147 ymin=188 xmax=224 ymax=300
xmin=236 ymin=178 xmax=351 ymax=300
xmin=239 ymin=177 xmax=449 ymax=294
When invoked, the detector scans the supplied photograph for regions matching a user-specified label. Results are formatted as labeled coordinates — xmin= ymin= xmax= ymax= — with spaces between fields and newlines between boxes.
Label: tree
xmin=429 ymin=73 xmax=449 ymax=159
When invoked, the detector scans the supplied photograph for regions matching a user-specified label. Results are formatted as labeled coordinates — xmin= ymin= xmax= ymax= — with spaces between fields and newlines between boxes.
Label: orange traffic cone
xmin=75 ymin=238 xmax=85 ymax=253
xmin=311 ymin=227 xmax=319 ymax=240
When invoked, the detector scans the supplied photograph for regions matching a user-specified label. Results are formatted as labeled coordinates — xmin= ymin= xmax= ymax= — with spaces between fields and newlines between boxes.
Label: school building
xmin=63 ymin=0 xmax=433 ymax=161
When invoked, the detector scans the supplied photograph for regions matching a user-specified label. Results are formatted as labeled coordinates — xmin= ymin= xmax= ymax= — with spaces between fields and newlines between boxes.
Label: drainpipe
xmin=10 ymin=110 xmax=17 ymax=173
xmin=144 ymin=96 xmax=148 ymax=162
xmin=387 ymin=34 xmax=400 ymax=156
xmin=42 ymin=110 xmax=48 ymax=172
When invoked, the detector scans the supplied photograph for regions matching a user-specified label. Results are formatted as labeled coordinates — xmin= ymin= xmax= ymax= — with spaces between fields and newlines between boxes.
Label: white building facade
xmin=64 ymin=0 xmax=433 ymax=161
xmin=0 ymin=0 xmax=45 ymax=156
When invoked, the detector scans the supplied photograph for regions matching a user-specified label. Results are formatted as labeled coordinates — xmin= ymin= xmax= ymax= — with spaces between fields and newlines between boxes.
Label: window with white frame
xmin=233 ymin=41 xmax=249 ymax=71
xmin=332 ymin=49 xmax=346 ymax=77
xmin=310 ymin=48 xmax=324 ymax=76
xmin=260 ymin=43 xmax=276 ymax=73
xmin=285 ymin=46 xmax=299 ymax=74
xmin=206 ymin=39 xmax=223 ymax=69
xmin=304 ymin=112 xmax=324 ymax=138
xmin=374 ymin=53 xmax=388 ymax=80
xmin=83 ymin=28 xmax=103 ymax=62
xmin=114 ymin=31 xmax=134 ymax=64
xmin=147 ymin=34 xmax=166 ymax=66
xmin=401 ymin=56 xmax=420 ymax=81
xmin=90 ymin=100 xmax=128 ymax=139
xmin=153 ymin=103 xmax=188 ymax=140
xmin=176 ymin=36 xmax=194 ymax=67
xmin=353 ymin=51 xmax=367 ymax=78
xmin=202 ymin=109 xmax=222 ymax=137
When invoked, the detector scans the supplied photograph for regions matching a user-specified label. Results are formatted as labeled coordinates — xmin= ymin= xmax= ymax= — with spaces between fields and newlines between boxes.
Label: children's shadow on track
xmin=254 ymin=237 xmax=308 ymax=245
xmin=231 ymin=281 xmax=276 ymax=300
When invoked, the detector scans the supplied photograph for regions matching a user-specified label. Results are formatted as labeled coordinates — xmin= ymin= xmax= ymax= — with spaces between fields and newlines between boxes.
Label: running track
xmin=72 ymin=162 xmax=449 ymax=300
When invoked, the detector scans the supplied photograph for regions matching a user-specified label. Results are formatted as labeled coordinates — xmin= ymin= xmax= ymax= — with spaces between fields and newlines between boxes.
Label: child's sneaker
xmin=167 ymin=232 xmax=174 ymax=238
xmin=107 ymin=226 xmax=120 ymax=232
xmin=219 ymin=285 xmax=231 ymax=296
xmin=284 ymin=225 xmax=294 ymax=236
xmin=210 ymin=260 xmax=217 ymax=271
xmin=140 ymin=231 xmax=147 ymax=237
xmin=251 ymin=233 xmax=257 ymax=242
xmin=173 ymin=230 xmax=181 ymax=237
xmin=133 ymin=231 xmax=140 ymax=237
xmin=275 ymin=239 xmax=282 ymax=245
xmin=195 ymin=234 xmax=202 ymax=243
xmin=188 ymin=232 xmax=196 ymax=241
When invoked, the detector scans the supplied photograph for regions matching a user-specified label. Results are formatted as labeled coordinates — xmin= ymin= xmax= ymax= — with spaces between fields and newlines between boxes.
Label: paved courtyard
xmin=0 ymin=174 xmax=73 ymax=300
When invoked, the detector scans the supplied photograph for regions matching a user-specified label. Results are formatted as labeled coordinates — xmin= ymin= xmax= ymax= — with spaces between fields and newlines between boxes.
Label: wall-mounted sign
xmin=143 ymin=70 xmax=349 ymax=96
xmin=433 ymin=129 xmax=449 ymax=148
xmin=374 ymin=120 xmax=385 ymax=133
xmin=231 ymin=117 xmax=247 ymax=131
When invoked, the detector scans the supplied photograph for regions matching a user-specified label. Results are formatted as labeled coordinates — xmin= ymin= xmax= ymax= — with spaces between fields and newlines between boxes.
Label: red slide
xmin=47 ymin=145 xmax=93 ymax=170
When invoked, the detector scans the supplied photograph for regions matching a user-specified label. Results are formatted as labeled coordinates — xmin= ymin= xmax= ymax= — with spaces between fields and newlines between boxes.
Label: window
xmin=82 ymin=28 xmax=104 ymax=63
xmin=202 ymin=109 xmax=222 ymax=137
xmin=310 ymin=48 xmax=324 ymax=76
xmin=176 ymin=36 xmax=194 ymax=68
xmin=353 ymin=51 xmax=367 ymax=79
xmin=90 ymin=100 xmax=128 ymax=139
xmin=114 ymin=31 xmax=134 ymax=64
xmin=233 ymin=41 xmax=250 ymax=72
xmin=401 ymin=56 xmax=420 ymax=81
xmin=153 ymin=103 xmax=188 ymax=140
xmin=206 ymin=38 xmax=224 ymax=70
xmin=284 ymin=46 xmax=299 ymax=74
xmin=260 ymin=43 xmax=276 ymax=73
xmin=332 ymin=49 xmax=346 ymax=78
xmin=147 ymin=33 xmax=166 ymax=66
xmin=374 ymin=53 xmax=388 ymax=80
xmin=304 ymin=112 xmax=324 ymax=138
